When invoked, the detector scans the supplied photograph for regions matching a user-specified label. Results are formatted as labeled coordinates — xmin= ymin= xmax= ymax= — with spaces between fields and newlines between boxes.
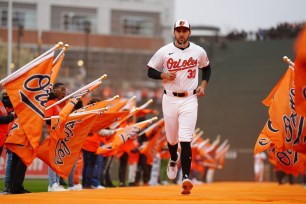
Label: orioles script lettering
xmin=20 ymin=74 xmax=50 ymax=118
xmin=166 ymin=57 xmax=197 ymax=70
xmin=54 ymin=119 xmax=82 ymax=165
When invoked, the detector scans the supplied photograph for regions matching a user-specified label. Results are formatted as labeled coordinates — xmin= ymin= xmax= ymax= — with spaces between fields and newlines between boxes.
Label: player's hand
xmin=196 ymin=86 xmax=205 ymax=97
xmin=162 ymin=72 xmax=176 ymax=81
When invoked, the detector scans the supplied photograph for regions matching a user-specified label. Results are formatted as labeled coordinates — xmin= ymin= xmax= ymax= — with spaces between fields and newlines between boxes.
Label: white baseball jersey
xmin=148 ymin=42 xmax=210 ymax=143
xmin=147 ymin=42 xmax=209 ymax=92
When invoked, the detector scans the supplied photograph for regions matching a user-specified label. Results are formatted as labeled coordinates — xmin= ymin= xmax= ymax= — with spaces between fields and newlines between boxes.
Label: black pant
xmin=82 ymin=149 xmax=97 ymax=188
xmin=275 ymin=170 xmax=294 ymax=185
xmin=135 ymin=154 xmax=152 ymax=185
xmin=119 ymin=152 xmax=129 ymax=186
xmin=9 ymin=152 xmax=27 ymax=194
xmin=0 ymin=145 xmax=3 ymax=157
xmin=100 ymin=156 xmax=115 ymax=187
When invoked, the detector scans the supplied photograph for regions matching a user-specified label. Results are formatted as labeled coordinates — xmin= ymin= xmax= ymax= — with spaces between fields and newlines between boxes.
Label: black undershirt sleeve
xmin=0 ymin=114 xmax=14 ymax=124
xmin=201 ymin=64 xmax=211 ymax=83
xmin=45 ymin=119 xmax=51 ymax=126
xmin=148 ymin=65 xmax=211 ymax=82
xmin=147 ymin=67 xmax=162 ymax=80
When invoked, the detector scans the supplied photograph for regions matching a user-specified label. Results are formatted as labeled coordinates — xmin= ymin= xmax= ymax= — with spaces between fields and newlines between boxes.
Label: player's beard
xmin=176 ymin=37 xmax=188 ymax=48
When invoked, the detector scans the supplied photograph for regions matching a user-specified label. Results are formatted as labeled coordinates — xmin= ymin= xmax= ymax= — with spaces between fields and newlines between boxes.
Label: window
xmin=61 ymin=12 xmax=95 ymax=32
xmin=0 ymin=8 xmax=36 ymax=29
xmin=121 ymin=16 xmax=154 ymax=36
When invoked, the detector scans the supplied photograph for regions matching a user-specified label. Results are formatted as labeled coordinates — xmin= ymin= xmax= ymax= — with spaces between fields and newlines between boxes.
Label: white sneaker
xmin=166 ymin=152 xmax=180 ymax=180
xmin=181 ymin=178 xmax=193 ymax=195
xmin=68 ymin=184 xmax=82 ymax=191
xmin=48 ymin=183 xmax=68 ymax=192
xmin=96 ymin=185 xmax=105 ymax=189
xmin=90 ymin=185 xmax=97 ymax=189
xmin=74 ymin=184 xmax=83 ymax=190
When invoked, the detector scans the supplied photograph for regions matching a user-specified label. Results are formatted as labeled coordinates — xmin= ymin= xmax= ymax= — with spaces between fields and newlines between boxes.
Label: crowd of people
xmin=0 ymin=82 xmax=228 ymax=194
xmin=225 ymin=22 xmax=305 ymax=41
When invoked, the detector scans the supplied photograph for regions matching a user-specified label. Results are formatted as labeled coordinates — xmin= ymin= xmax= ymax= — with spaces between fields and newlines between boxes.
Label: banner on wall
xmin=0 ymin=155 xmax=48 ymax=178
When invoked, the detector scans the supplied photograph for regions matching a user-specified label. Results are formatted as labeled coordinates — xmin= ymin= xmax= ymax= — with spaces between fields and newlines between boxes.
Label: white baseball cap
xmin=174 ymin=19 xmax=190 ymax=30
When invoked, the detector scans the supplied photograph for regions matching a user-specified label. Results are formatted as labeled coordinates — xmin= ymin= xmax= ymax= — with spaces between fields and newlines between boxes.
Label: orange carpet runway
xmin=1 ymin=182 xmax=305 ymax=204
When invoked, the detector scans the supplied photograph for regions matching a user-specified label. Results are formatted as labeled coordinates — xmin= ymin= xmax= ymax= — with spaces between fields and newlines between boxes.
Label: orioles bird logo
xmin=179 ymin=21 xmax=185 ymax=26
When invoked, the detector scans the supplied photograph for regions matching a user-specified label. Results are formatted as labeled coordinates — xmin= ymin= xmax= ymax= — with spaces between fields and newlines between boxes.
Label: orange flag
xmin=254 ymin=68 xmax=294 ymax=155
xmin=255 ymin=54 xmax=306 ymax=175
xmin=37 ymin=113 xmax=99 ymax=178
xmin=274 ymin=148 xmax=306 ymax=176
xmin=90 ymin=111 xmax=130 ymax=132
xmin=106 ymin=98 xmax=129 ymax=112
xmin=268 ymin=68 xmax=295 ymax=150
xmin=73 ymin=96 xmax=119 ymax=113
xmin=5 ymin=118 xmax=35 ymax=166
xmin=140 ymin=126 xmax=165 ymax=165
xmin=51 ymin=98 xmax=79 ymax=140
xmin=135 ymin=108 xmax=158 ymax=118
xmin=50 ymin=53 xmax=64 ymax=85
xmin=267 ymin=67 xmax=306 ymax=153
xmin=294 ymin=25 xmax=306 ymax=117
xmin=96 ymin=117 xmax=157 ymax=155
xmin=267 ymin=148 xmax=277 ymax=167
xmin=108 ymin=97 xmax=137 ymax=129
xmin=4 ymin=52 xmax=54 ymax=151
xmin=215 ymin=140 xmax=229 ymax=159
xmin=140 ymin=118 xmax=164 ymax=139
xmin=254 ymin=119 xmax=284 ymax=155
xmin=262 ymin=73 xmax=286 ymax=106
xmin=119 ymin=96 xmax=136 ymax=111
xmin=216 ymin=144 xmax=230 ymax=169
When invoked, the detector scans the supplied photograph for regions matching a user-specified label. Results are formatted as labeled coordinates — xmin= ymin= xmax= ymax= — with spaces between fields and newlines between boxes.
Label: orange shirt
xmin=45 ymin=99 xmax=65 ymax=132
xmin=0 ymin=101 xmax=9 ymax=146
xmin=82 ymin=132 xmax=100 ymax=153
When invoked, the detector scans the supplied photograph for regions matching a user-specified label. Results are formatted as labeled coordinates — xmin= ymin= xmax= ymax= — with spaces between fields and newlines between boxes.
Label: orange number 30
xmin=187 ymin=69 xmax=196 ymax=78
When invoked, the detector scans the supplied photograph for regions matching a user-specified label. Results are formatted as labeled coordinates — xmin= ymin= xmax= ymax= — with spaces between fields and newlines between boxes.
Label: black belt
xmin=164 ymin=90 xmax=196 ymax=97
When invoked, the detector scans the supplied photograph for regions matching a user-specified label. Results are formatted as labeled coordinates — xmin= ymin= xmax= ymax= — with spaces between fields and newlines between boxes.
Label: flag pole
xmin=137 ymin=99 xmax=153 ymax=110
xmin=283 ymin=56 xmax=295 ymax=69
xmin=109 ymin=98 xmax=154 ymax=129
xmin=109 ymin=108 xmax=139 ymax=129
xmin=46 ymin=74 xmax=107 ymax=110
xmin=73 ymin=95 xmax=119 ymax=114
xmin=137 ymin=117 xmax=163 ymax=136
xmin=53 ymin=44 xmax=69 ymax=65
xmin=197 ymin=139 xmax=210 ymax=149
xmin=120 ymin=96 xmax=136 ymax=111
xmin=115 ymin=116 xmax=158 ymax=131
xmin=0 ymin=42 xmax=63 ymax=85
xmin=44 ymin=107 xmax=108 ymax=120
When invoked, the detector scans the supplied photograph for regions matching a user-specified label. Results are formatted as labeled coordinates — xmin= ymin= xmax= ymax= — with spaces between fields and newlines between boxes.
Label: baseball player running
xmin=147 ymin=19 xmax=211 ymax=194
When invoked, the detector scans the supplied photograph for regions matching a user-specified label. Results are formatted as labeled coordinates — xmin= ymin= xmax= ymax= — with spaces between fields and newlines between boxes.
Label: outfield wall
xmin=198 ymin=39 xmax=296 ymax=181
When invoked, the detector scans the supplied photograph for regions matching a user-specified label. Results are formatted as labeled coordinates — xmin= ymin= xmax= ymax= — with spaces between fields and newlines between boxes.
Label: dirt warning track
xmin=1 ymin=182 xmax=305 ymax=204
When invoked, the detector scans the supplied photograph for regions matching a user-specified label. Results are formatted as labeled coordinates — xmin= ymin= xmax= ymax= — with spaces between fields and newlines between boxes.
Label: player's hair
xmin=53 ymin=82 xmax=65 ymax=90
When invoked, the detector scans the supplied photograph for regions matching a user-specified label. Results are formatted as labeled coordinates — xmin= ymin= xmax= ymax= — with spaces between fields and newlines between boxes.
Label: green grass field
xmin=0 ymin=179 xmax=49 ymax=192
xmin=23 ymin=179 xmax=50 ymax=192
xmin=0 ymin=160 xmax=169 ymax=193
xmin=0 ymin=179 xmax=125 ymax=193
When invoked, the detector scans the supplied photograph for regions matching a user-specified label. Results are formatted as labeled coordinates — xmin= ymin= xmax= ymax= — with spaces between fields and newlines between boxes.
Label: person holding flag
xmin=1 ymin=42 xmax=66 ymax=194
xmin=0 ymin=89 xmax=15 ymax=156
xmin=0 ymin=89 xmax=15 ymax=193
xmin=45 ymin=82 xmax=68 ymax=192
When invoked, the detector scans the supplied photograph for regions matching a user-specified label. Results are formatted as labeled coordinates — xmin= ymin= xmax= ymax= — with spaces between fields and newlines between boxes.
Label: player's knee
xmin=167 ymin=140 xmax=178 ymax=146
